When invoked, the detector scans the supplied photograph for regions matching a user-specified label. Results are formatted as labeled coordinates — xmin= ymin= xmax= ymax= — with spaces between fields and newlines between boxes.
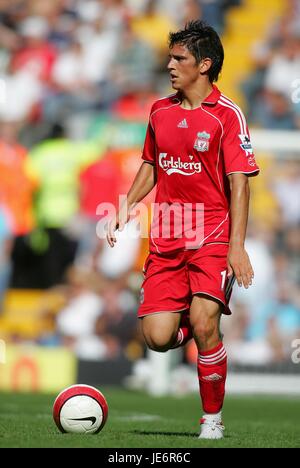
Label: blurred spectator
xmin=12 ymin=123 xmax=101 ymax=288
xmin=55 ymin=266 xmax=141 ymax=361
xmin=264 ymin=36 xmax=300 ymax=99
xmin=109 ymin=23 xmax=156 ymax=98
xmin=94 ymin=220 xmax=142 ymax=280
xmin=75 ymin=0 xmax=128 ymax=32
xmin=249 ymin=35 xmax=300 ymax=129
xmin=0 ymin=19 xmax=20 ymax=52
xmin=74 ymin=7 xmax=120 ymax=85
xmin=246 ymin=281 xmax=300 ymax=362
xmin=79 ymin=153 xmax=121 ymax=221
xmin=0 ymin=206 xmax=13 ymax=312
xmin=295 ymin=102 xmax=300 ymax=129
xmin=282 ymin=226 xmax=300 ymax=287
xmin=111 ymin=88 xmax=159 ymax=122
xmin=159 ymin=0 xmax=241 ymax=30
xmin=94 ymin=277 xmax=141 ymax=359
xmin=243 ymin=4 xmax=300 ymax=126
xmin=44 ymin=39 xmax=101 ymax=122
xmin=131 ymin=0 xmax=177 ymax=65
xmin=198 ymin=0 xmax=224 ymax=34
xmin=26 ymin=0 xmax=64 ymax=19
xmin=254 ymin=91 xmax=297 ymax=130
xmin=157 ymin=0 xmax=187 ymax=24
xmin=44 ymin=8 xmax=121 ymax=119
xmin=55 ymin=266 xmax=106 ymax=360
xmin=77 ymin=145 xmax=154 ymax=278
xmin=223 ymin=282 xmax=300 ymax=366
xmin=232 ymin=231 xmax=276 ymax=315
xmin=11 ymin=16 xmax=57 ymax=83
xmin=100 ymin=0 xmax=129 ymax=30
xmin=182 ymin=0 xmax=202 ymax=24
xmin=0 ymin=70 xmax=42 ymax=122
xmin=272 ymin=159 xmax=300 ymax=225
xmin=27 ymin=123 xmax=100 ymax=229
xmin=75 ymin=152 xmax=122 ymax=267
xmin=0 ymin=120 xmax=36 ymax=236
xmin=46 ymin=9 xmax=79 ymax=51
xmin=51 ymin=39 xmax=84 ymax=91
xmin=0 ymin=15 xmax=56 ymax=122
xmin=265 ymin=0 xmax=300 ymax=48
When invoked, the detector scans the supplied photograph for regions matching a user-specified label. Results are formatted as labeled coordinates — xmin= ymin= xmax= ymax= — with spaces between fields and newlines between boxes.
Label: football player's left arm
xmin=227 ymin=173 xmax=254 ymax=289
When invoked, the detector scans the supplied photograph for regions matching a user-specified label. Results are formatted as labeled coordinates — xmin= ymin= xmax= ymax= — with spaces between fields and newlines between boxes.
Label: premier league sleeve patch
xmin=238 ymin=134 xmax=253 ymax=154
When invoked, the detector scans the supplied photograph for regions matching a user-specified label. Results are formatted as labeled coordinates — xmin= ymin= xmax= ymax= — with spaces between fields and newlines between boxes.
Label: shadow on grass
xmin=131 ymin=430 xmax=196 ymax=438
xmin=131 ymin=429 xmax=232 ymax=440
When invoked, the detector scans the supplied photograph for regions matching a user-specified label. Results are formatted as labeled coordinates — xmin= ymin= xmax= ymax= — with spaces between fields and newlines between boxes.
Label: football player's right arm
xmin=106 ymin=161 xmax=156 ymax=247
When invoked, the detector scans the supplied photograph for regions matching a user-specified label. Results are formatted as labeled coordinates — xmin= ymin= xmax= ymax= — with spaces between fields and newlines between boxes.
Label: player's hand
xmin=106 ymin=205 xmax=129 ymax=248
xmin=227 ymin=245 xmax=254 ymax=289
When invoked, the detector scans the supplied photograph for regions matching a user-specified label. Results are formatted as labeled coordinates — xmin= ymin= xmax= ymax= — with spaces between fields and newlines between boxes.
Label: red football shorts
xmin=138 ymin=243 xmax=234 ymax=318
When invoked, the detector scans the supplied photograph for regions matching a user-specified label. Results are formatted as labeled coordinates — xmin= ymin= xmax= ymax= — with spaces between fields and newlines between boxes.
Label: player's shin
xmin=197 ymin=342 xmax=227 ymax=414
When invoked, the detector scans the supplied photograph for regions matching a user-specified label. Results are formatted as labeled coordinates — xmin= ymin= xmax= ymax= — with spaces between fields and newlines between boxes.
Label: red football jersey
xmin=142 ymin=85 xmax=259 ymax=254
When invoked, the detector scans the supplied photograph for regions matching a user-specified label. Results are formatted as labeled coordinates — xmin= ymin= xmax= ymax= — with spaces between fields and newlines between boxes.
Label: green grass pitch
xmin=0 ymin=388 xmax=299 ymax=448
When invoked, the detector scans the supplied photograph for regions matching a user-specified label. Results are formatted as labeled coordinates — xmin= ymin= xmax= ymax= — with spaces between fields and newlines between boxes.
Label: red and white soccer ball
xmin=53 ymin=384 xmax=108 ymax=434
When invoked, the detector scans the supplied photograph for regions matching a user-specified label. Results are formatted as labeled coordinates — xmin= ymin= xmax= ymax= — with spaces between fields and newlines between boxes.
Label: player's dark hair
xmin=168 ymin=20 xmax=224 ymax=83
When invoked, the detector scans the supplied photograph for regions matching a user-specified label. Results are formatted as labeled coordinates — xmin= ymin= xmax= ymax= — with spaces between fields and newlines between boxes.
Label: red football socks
xmin=171 ymin=312 xmax=193 ymax=349
xmin=197 ymin=341 xmax=227 ymax=414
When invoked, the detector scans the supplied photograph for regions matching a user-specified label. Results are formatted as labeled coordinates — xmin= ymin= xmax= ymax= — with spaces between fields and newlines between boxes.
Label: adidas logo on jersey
xmin=177 ymin=119 xmax=188 ymax=128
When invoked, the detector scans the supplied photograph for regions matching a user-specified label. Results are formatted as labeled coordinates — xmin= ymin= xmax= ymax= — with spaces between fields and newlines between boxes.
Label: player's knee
xmin=192 ymin=320 xmax=216 ymax=344
xmin=144 ymin=330 xmax=176 ymax=353
xmin=147 ymin=341 xmax=170 ymax=353
xmin=141 ymin=315 xmax=179 ymax=352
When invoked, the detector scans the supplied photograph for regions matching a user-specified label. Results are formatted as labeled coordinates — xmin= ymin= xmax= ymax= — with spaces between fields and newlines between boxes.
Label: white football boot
xmin=199 ymin=416 xmax=225 ymax=440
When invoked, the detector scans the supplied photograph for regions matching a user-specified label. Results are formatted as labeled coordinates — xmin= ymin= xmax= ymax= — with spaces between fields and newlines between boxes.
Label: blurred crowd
xmin=242 ymin=0 xmax=300 ymax=129
xmin=0 ymin=0 xmax=299 ymax=366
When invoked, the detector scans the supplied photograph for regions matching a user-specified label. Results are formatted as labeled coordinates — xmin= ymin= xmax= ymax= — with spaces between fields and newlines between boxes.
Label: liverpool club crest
xmin=194 ymin=131 xmax=210 ymax=152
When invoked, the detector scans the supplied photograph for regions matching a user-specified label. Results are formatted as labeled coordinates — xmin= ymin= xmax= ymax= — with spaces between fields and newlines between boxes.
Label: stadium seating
xmin=219 ymin=0 xmax=285 ymax=106
xmin=0 ymin=289 xmax=63 ymax=340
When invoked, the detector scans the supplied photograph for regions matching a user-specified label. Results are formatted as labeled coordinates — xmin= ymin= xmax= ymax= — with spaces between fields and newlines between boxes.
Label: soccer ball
xmin=53 ymin=384 xmax=108 ymax=434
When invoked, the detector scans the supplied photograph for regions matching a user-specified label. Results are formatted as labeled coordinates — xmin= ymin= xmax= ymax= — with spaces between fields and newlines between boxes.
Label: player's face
xmin=168 ymin=44 xmax=202 ymax=91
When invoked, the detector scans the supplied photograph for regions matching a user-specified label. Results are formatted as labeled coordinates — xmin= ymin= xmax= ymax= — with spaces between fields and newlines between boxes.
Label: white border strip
xmin=227 ymin=373 xmax=300 ymax=395
xmin=251 ymin=129 xmax=300 ymax=153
